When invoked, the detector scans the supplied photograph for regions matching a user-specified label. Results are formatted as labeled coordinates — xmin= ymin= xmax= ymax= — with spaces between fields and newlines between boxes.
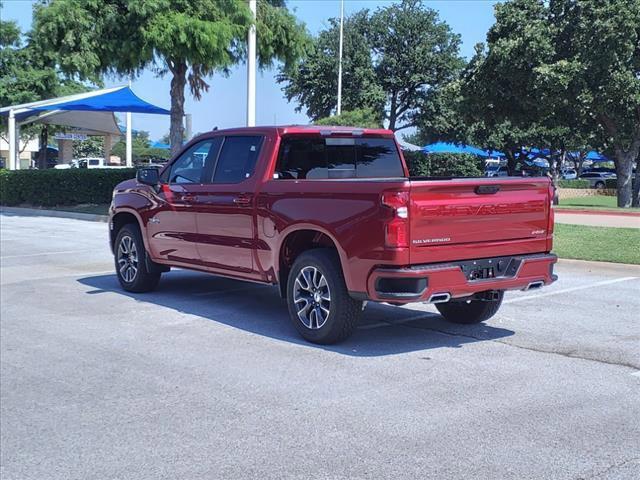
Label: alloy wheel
xmin=293 ymin=266 xmax=331 ymax=329
xmin=117 ymin=235 xmax=139 ymax=283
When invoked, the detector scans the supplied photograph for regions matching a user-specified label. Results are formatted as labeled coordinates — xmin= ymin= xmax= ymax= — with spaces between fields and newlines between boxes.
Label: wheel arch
xmin=276 ymin=224 xmax=350 ymax=298
xmin=110 ymin=208 xmax=149 ymax=253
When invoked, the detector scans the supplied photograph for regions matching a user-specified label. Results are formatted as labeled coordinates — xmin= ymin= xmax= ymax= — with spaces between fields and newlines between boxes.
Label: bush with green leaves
xmin=315 ymin=109 xmax=383 ymax=129
xmin=557 ymin=179 xmax=590 ymax=189
xmin=0 ymin=169 xmax=136 ymax=207
xmin=405 ymin=152 xmax=484 ymax=177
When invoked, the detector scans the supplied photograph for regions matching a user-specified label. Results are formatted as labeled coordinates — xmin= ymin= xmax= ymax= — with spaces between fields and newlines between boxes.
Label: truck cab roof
xmin=194 ymin=125 xmax=395 ymax=138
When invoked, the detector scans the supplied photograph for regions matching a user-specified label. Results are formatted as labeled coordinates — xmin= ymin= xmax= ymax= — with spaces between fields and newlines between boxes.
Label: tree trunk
xmin=576 ymin=152 xmax=586 ymax=176
xmin=614 ymin=150 xmax=634 ymax=208
xmin=38 ymin=125 xmax=48 ymax=169
xmin=632 ymin=153 xmax=640 ymax=208
xmin=388 ymin=92 xmax=397 ymax=131
xmin=505 ymin=148 xmax=519 ymax=175
xmin=169 ymin=61 xmax=187 ymax=156
xmin=551 ymin=151 xmax=563 ymax=205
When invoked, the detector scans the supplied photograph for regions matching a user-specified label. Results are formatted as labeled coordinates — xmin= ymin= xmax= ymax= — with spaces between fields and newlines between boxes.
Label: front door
xmin=146 ymin=139 xmax=219 ymax=265
xmin=194 ymin=135 xmax=265 ymax=277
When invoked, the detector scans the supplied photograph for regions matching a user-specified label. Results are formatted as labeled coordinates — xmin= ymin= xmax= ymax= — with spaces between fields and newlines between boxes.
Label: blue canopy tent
xmin=584 ymin=150 xmax=610 ymax=162
xmin=0 ymin=85 xmax=169 ymax=169
xmin=423 ymin=142 xmax=496 ymax=157
xmin=150 ymin=141 xmax=171 ymax=150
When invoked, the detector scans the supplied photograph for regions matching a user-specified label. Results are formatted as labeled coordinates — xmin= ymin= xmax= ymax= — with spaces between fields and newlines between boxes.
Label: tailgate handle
xmin=475 ymin=185 xmax=500 ymax=195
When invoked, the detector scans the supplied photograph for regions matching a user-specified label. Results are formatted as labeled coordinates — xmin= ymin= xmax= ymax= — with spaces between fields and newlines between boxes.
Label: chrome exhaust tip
xmin=523 ymin=281 xmax=544 ymax=291
xmin=428 ymin=292 xmax=451 ymax=304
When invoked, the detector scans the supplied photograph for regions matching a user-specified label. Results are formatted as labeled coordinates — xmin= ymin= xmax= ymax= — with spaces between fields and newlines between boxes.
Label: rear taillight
xmin=382 ymin=191 xmax=410 ymax=248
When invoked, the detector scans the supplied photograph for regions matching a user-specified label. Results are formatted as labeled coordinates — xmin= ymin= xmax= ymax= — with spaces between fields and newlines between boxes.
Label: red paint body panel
xmin=109 ymin=125 xmax=557 ymax=304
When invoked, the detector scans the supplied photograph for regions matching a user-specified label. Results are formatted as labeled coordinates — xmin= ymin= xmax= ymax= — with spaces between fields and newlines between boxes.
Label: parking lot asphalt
xmin=1 ymin=212 xmax=639 ymax=480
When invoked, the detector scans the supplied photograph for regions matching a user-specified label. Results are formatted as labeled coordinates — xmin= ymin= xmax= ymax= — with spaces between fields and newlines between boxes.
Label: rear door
xmin=408 ymin=178 xmax=551 ymax=262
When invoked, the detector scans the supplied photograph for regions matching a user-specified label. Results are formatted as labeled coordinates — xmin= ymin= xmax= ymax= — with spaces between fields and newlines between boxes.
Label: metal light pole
xmin=8 ymin=109 xmax=16 ymax=170
xmin=247 ymin=0 xmax=257 ymax=127
xmin=126 ymin=80 xmax=132 ymax=167
xmin=336 ymin=0 xmax=344 ymax=115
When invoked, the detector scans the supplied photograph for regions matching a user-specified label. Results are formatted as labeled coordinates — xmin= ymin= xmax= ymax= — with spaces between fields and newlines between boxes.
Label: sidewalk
xmin=555 ymin=211 xmax=640 ymax=228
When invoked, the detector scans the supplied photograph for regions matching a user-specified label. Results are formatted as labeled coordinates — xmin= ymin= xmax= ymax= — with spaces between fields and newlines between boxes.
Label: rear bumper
xmin=363 ymin=253 xmax=557 ymax=304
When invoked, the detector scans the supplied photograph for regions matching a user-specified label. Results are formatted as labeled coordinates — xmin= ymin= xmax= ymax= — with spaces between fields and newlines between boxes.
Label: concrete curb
xmin=557 ymin=258 xmax=640 ymax=272
xmin=0 ymin=206 xmax=108 ymax=223
xmin=555 ymin=208 xmax=640 ymax=217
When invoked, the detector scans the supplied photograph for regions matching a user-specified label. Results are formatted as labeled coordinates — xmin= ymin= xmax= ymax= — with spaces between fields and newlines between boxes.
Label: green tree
xmin=406 ymin=152 xmax=484 ymax=177
xmin=544 ymin=0 xmax=640 ymax=207
xmin=279 ymin=0 xmax=462 ymax=131
xmin=279 ymin=10 xmax=383 ymax=122
xmin=73 ymin=136 xmax=104 ymax=158
xmin=1 ymin=19 xmax=88 ymax=168
xmin=454 ymin=0 xmax=640 ymax=207
xmin=315 ymin=109 xmax=382 ymax=129
xmin=111 ymin=130 xmax=171 ymax=164
xmin=456 ymin=0 xmax=558 ymax=175
xmin=32 ymin=0 xmax=309 ymax=155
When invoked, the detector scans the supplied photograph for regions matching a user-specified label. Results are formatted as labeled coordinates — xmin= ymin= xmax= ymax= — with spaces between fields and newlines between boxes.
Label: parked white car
xmin=485 ymin=165 xmax=509 ymax=177
xmin=54 ymin=158 xmax=127 ymax=169
xmin=561 ymin=168 xmax=577 ymax=180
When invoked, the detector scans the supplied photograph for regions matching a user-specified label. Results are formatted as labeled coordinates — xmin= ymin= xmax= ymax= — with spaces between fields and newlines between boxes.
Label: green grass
xmin=558 ymin=196 xmax=640 ymax=211
xmin=553 ymin=224 xmax=640 ymax=264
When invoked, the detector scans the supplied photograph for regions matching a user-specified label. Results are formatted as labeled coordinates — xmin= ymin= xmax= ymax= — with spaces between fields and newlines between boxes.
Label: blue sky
xmin=1 ymin=0 xmax=497 ymax=141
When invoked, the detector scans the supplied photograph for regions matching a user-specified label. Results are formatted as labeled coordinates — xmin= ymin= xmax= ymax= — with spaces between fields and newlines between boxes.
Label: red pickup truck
xmin=109 ymin=126 xmax=557 ymax=344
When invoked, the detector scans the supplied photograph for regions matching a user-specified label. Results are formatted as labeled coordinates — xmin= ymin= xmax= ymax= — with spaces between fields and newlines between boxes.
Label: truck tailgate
xmin=409 ymin=177 xmax=551 ymax=263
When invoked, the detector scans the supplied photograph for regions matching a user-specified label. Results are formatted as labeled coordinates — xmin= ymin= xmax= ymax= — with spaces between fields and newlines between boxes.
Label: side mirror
xmin=136 ymin=167 xmax=160 ymax=186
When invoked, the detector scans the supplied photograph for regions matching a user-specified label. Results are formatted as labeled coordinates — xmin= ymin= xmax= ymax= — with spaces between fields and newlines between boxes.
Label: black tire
xmin=286 ymin=249 xmax=362 ymax=344
xmin=594 ymin=181 xmax=605 ymax=189
xmin=114 ymin=224 xmax=161 ymax=293
xmin=435 ymin=291 xmax=504 ymax=325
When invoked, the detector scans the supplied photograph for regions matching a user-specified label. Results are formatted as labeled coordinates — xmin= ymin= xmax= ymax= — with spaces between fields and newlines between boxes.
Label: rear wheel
xmin=287 ymin=249 xmax=362 ymax=344
xmin=114 ymin=224 xmax=161 ymax=293
xmin=436 ymin=291 xmax=504 ymax=324
xmin=595 ymin=181 xmax=605 ymax=189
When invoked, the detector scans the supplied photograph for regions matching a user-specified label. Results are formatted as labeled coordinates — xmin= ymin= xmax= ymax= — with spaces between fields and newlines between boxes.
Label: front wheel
xmin=114 ymin=224 xmax=161 ymax=293
xmin=435 ymin=291 xmax=504 ymax=324
xmin=287 ymin=249 xmax=362 ymax=344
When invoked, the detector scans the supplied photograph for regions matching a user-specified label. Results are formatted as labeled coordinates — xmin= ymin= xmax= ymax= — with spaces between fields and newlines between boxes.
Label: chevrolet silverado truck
xmin=109 ymin=126 xmax=557 ymax=344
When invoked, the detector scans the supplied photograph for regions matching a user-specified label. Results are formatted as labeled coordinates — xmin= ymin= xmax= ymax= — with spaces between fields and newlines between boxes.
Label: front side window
xmin=212 ymin=136 xmax=264 ymax=184
xmin=275 ymin=136 xmax=404 ymax=179
xmin=162 ymin=139 xmax=220 ymax=184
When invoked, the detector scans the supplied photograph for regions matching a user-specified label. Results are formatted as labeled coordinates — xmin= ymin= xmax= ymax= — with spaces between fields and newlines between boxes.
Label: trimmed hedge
xmin=405 ymin=152 xmax=485 ymax=177
xmin=0 ymin=168 xmax=136 ymax=207
xmin=557 ymin=179 xmax=590 ymax=189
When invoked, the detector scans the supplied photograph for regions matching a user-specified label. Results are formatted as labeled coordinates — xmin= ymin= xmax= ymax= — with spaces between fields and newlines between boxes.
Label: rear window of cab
xmin=275 ymin=136 xmax=405 ymax=179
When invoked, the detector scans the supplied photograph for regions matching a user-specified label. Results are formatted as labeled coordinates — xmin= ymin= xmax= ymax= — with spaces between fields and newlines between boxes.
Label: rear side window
xmin=276 ymin=136 xmax=404 ymax=179
xmin=213 ymin=136 xmax=264 ymax=184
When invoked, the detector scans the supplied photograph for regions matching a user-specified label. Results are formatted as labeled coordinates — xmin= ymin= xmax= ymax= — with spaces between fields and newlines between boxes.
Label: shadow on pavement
xmin=78 ymin=269 xmax=514 ymax=357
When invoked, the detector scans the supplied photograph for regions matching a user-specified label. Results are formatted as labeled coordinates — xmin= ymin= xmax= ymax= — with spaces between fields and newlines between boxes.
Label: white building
xmin=0 ymin=135 xmax=40 ymax=169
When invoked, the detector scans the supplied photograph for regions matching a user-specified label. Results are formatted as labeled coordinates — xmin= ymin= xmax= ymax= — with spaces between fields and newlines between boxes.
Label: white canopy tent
xmin=0 ymin=86 xmax=169 ymax=170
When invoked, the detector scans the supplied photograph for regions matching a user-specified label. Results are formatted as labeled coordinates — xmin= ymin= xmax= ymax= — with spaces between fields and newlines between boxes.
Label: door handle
xmin=178 ymin=194 xmax=197 ymax=204
xmin=233 ymin=195 xmax=252 ymax=205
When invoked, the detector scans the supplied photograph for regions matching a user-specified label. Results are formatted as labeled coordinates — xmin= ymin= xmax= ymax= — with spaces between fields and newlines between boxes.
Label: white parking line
xmin=1 ymin=249 xmax=97 ymax=259
xmin=504 ymin=277 xmax=639 ymax=304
